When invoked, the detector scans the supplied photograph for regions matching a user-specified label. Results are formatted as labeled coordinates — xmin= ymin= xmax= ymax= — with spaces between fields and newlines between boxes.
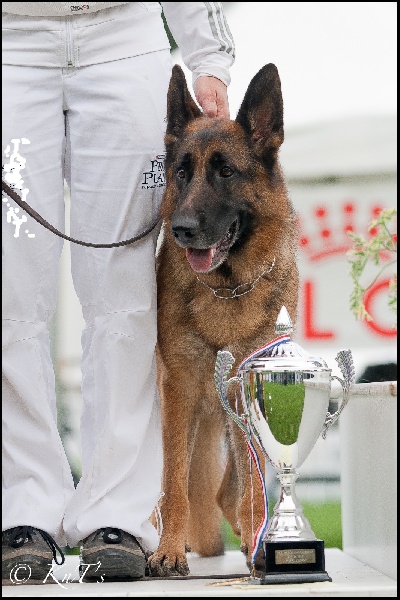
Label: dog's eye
xmin=176 ymin=168 xmax=186 ymax=179
xmin=220 ymin=166 xmax=234 ymax=178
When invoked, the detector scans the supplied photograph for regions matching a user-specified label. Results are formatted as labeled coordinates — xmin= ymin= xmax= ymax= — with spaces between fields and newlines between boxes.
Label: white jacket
xmin=1 ymin=2 xmax=235 ymax=85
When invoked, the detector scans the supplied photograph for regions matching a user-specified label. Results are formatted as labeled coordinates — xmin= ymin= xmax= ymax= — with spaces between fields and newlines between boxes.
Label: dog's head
xmin=162 ymin=64 xmax=286 ymax=274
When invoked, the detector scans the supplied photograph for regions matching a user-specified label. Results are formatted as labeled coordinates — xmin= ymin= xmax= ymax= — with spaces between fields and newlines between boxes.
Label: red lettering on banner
xmin=303 ymin=281 xmax=335 ymax=339
xmin=363 ymin=279 xmax=397 ymax=337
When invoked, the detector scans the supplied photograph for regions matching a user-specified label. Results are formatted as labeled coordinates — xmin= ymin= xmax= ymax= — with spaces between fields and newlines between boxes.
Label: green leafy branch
xmin=347 ymin=208 xmax=397 ymax=327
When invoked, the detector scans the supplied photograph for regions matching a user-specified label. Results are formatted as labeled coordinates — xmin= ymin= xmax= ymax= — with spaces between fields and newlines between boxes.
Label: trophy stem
xmin=255 ymin=468 xmax=331 ymax=585
xmin=264 ymin=469 xmax=316 ymax=541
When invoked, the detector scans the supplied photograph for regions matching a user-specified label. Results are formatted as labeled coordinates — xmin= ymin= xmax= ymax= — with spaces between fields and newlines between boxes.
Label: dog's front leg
xmin=148 ymin=374 xmax=194 ymax=577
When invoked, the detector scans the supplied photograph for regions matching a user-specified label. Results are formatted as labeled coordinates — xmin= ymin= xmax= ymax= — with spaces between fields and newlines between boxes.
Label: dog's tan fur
xmin=148 ymin=64 xmax=299 ymax=576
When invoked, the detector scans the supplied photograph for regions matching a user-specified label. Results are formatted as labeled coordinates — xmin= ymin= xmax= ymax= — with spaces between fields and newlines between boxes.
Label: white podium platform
xmin=3 ymin=549 xmax=396 ymax=597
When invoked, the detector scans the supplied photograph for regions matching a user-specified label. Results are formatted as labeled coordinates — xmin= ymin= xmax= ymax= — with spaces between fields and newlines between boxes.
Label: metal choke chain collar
xmin=195 ymin=257 xmax=276 ymax=299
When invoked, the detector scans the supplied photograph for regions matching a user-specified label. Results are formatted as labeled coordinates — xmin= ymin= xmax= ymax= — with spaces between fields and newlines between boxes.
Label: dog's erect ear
xmin=166 ymin=65 xmax=202 ymax=144
xmin=236 ymin=64 xmax=284 ymax=164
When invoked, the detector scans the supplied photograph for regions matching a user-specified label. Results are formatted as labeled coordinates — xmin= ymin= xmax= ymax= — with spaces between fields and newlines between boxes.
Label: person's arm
xmin=160 ymin=2 xmax=235 ymax=118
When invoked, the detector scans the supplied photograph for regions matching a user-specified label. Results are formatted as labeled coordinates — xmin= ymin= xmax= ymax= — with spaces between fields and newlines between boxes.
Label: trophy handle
xmin=215 ymin=350 xmax=249 ymax=435
xmin=321 ymin=349 xmax=355 ymax=439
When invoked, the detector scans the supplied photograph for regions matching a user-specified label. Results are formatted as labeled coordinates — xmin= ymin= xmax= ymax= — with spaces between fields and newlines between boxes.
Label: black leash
xmin=2 ymin=180 xmax=160 ymax=248
xmin=143 ymin=573 xmax=249 ymax=581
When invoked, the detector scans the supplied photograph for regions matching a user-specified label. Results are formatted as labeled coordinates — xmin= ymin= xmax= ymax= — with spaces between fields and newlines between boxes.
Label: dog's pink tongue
xmin=186 ymin=248 xmax=214 ymax=272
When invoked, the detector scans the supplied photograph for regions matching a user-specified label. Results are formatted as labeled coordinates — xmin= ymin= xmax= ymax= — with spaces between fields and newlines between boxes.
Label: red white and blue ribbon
xmin=237 ymin=334 xmax=291 ymax=371
xmin=244 ymin=430 xmax=270 ymax=564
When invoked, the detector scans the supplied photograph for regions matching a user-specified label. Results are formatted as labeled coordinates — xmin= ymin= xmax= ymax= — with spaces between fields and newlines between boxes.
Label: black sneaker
xmin=80 ymin=528 xmax=147 ymax=581
xmin=2 ymin=526 xmax=65 ymax=586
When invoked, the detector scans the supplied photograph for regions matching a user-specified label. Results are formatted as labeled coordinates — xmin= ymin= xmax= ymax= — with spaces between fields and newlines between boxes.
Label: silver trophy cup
xmin=215 ymin=306 xmax=355 ymax=584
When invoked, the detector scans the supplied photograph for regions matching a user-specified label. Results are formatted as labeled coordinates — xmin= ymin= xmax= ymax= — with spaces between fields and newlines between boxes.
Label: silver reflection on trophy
xmin=215 ymin=306 xmax=355 ymax=584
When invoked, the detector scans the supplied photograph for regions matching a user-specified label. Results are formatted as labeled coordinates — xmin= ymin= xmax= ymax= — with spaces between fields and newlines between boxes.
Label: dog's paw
xmin=147 ymin=549 xmax=190 ymax=577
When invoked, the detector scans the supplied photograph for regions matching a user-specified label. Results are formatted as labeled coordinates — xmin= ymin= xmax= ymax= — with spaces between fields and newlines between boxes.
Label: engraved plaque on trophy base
xmin=258 ymin=540 xmax=331 ymax=584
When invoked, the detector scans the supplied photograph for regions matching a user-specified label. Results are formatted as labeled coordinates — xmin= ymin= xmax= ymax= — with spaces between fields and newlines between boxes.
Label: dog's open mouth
xmin=185 ymin=220 xmax=238 ymax=273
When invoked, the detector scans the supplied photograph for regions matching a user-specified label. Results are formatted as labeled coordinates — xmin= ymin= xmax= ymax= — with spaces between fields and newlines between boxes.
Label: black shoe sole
xmin=80 ymin=549 xmax=146 ymax=581
xmin=2 ymin=578 xmax=56 ymax=586
xmin=2 ymin=554 xmax=53 ymax=585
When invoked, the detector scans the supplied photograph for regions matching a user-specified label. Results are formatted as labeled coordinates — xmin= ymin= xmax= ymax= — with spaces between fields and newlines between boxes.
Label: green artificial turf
xmin=65 ymin=502 xmax=342 ymax=556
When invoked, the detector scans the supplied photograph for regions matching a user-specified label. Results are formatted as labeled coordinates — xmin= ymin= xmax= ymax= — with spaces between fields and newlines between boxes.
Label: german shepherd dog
xmin=148 ymin=64 xmax=299 ymax=577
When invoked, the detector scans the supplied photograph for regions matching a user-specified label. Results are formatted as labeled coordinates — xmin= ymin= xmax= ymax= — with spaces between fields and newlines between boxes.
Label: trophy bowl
xmin=215 ymin=306 xmax=355 ymax=585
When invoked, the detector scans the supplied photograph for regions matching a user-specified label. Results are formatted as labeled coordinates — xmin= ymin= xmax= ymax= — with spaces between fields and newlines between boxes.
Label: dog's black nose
xmin=171 ymin=216 xmax=201 ymax=245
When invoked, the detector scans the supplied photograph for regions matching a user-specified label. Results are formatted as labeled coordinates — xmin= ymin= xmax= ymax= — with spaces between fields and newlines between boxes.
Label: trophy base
xmin=253 ymin=539 xmax=332 ymax=585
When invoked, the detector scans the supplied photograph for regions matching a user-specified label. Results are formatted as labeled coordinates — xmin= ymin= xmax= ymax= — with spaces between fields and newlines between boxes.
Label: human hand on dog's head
xmin=193 ymin=75 xmax=230 ymax=119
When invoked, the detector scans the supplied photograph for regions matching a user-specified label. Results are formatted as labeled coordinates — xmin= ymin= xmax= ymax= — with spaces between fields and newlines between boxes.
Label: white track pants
xmin=2 ymin=40 xmax=171 ymax=551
